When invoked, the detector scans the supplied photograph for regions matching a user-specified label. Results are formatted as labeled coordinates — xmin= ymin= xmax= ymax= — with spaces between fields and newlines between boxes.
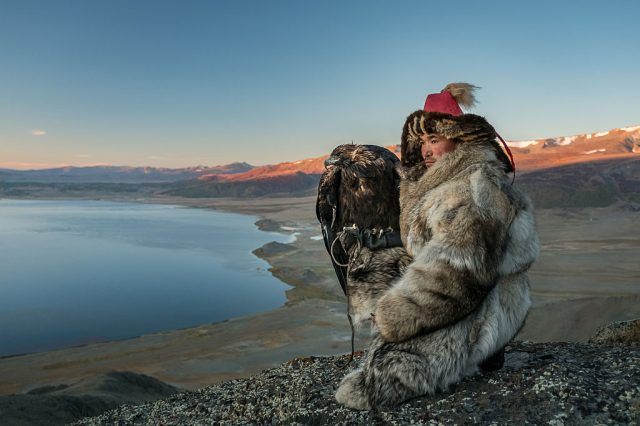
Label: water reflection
xmin=0 ymin=199 xmax=291 ymax=356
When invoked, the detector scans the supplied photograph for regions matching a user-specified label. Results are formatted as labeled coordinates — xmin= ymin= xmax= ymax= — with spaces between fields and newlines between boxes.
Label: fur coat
xmin=374 ymin=139 xmax=537 ymax=342
xmin=335 ymin=112 xmax=539 ymax=409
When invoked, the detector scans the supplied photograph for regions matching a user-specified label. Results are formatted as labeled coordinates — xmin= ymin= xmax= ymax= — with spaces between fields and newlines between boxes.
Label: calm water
xmin=0 ymin=199 xmax=292 ymax=356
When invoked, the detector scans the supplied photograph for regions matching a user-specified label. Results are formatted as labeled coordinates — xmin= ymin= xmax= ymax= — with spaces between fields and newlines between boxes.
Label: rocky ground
xmin=74 ymin=338 xmax=640 ymax=426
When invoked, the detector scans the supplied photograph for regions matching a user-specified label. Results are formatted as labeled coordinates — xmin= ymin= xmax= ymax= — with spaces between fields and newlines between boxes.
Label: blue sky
xmin=1 ymin=0 xmax=639 ymax=169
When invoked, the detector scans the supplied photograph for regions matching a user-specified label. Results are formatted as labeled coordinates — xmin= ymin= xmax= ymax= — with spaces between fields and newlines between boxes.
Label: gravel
xmin=75 ymin=341 xmax=640 ymax=425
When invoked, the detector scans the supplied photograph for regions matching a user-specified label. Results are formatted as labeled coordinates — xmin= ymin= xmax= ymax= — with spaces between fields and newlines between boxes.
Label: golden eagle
xmin=316 ymin=144 xmax=411 ymax=328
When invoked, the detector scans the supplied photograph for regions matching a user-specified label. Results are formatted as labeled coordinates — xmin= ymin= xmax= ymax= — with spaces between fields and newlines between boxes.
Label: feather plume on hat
xmin=442 ymin=83 xmax=479 ymax=109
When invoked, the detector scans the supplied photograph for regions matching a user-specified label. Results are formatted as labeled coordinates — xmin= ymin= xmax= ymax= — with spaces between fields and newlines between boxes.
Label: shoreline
xmin=0 ymin=195 xmax=362 ymax=395
xmin=2 ymin=195 xmax=640 ymax=396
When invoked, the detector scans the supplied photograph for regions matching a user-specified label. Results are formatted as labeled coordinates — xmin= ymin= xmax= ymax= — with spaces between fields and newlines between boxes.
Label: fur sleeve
xmin=374 ymin=172 xmax=512 ymax=342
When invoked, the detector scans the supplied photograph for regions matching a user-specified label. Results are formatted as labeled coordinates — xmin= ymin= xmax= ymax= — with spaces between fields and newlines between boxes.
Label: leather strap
xmin=496 ymin=132 xmax=516 ymax=183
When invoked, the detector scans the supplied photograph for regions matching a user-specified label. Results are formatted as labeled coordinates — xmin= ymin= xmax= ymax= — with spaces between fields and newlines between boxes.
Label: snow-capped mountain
xmin=505 ymin=126 xmax=640 ymax=171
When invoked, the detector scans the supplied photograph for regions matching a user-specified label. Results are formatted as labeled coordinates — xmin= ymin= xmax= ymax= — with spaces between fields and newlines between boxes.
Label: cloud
xmin=75 ymin=154 xmax=90 ymax=158
xmin=30 ymin=129 xmax=47 ymax=136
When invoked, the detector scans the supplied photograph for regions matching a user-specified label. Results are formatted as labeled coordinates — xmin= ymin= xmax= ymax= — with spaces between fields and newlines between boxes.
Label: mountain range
xmin=0 ymin=162 xmax=253 ymax=183
xmin=1 ymin=125 xmax=639 ymax=207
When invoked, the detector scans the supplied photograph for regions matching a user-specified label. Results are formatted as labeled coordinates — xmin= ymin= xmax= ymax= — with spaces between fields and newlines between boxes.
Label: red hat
xmin=423 ymin=83 xmax=477 ymax=115
xmin=423 ymin=90 xmax=464 ymax=116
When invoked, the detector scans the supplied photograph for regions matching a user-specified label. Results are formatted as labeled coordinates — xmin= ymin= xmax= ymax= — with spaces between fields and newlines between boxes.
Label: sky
xmin=1 ymin=0 xmax=639 ymax=170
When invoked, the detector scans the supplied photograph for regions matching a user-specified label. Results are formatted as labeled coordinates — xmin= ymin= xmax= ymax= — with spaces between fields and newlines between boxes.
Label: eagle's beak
xmin=324 ymin=156 xmax=339 ymax=167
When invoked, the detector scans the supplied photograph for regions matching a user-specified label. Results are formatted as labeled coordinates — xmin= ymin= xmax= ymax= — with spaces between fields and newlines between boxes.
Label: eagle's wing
xmin=316 ymin=164 xmax=349 ymax=295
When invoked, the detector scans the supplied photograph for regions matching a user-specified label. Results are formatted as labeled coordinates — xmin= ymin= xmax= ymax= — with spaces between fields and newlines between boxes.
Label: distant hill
xmin=1 ymin=125 xmax=639 ymax=205
xmin=199 ymin=157 xmax=328 ymax=182
xmin=0 ymin=163 xmax=254 ymax=183
xmin=0 ymin=371 xmax=178 ymax=426
xmin=517 ymin=156 xmax=640 ymax=208
xmin=164 ymin=171 xmax=321 ymax=198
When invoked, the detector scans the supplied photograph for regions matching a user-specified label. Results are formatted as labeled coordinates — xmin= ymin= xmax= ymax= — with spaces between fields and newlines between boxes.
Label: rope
xmin=330 ymin=236 xmax=350 ymax=267
xmin=339 ymin=233 xmax=363 ymax=368
xmin=338 ymin=288 xmax=356 ymax=369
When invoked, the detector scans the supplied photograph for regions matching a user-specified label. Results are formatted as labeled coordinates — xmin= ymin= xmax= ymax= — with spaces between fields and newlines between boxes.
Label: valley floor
xmin=1 ymin=195 xmax=639 ymax=396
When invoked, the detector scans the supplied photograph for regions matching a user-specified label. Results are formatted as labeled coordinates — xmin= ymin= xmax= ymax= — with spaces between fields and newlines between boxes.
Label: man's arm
xmin=374 ymin=178 xmax=510 ymax=342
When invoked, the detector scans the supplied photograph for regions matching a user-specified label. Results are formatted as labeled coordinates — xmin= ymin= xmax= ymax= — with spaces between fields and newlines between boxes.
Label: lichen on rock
xmin=589 ymin=319 xmax=640 ymax=345
xmin=75 ymin=341 xmax=640 ymax=425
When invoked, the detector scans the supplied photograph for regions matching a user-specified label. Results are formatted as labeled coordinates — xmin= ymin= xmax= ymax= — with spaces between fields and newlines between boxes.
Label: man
xmin=335 ymin=83 xmax=539 ymax=409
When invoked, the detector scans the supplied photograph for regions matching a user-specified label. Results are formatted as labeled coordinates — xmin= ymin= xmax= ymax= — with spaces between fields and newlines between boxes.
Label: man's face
xmin=420 ymin=133 xmax=457 ymax=166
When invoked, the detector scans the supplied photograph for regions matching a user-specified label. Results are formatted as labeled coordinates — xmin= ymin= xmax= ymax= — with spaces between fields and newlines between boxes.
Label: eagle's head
xmin=318 ymin=144 xmax=401 ymax=232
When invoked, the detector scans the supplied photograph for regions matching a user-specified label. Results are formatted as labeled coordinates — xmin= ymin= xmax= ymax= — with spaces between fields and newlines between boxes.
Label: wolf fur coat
xmin=335 ymin=111 xmax=539 ymax=410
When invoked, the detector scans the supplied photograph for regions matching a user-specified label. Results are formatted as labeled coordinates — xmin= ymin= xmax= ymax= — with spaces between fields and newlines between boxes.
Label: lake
xmin=0 ymin=199 xmax=292 ymax=356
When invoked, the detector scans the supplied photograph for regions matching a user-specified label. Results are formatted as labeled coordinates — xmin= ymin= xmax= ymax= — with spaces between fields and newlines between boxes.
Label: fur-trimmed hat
xmin=401 ymin=83 xmax=514 ymax=176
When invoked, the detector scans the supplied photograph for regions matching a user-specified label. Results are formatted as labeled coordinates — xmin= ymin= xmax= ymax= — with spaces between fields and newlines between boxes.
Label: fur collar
xmin=402 ymin=142 xmax=500 ymax=200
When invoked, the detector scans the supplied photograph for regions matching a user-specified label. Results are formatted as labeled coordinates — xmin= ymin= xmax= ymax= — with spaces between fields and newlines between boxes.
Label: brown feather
xmin=443 ymin=82 xmax=479 ymax=109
